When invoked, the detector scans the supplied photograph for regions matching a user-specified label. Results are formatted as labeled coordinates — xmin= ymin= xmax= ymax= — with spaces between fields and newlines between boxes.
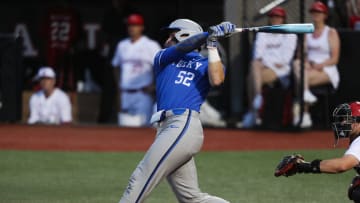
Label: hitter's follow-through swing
xmin=118 ymin=19 xmax=234 ymax=203
xmin=118 ymin=19 xmax=314 ymax=203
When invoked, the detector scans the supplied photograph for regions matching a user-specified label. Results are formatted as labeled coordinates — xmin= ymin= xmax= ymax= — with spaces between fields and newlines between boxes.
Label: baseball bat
xmin=234 ymin=23 xmax=314 ymax=34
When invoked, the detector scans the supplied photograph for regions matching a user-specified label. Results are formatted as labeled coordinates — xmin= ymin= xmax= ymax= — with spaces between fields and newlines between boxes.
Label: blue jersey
xmin=154 ymin=47 xmax=211 ymax=112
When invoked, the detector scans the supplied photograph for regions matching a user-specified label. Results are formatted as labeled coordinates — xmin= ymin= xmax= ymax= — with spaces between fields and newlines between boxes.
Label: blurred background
xmin=0 ymin=0 xmax=359 ymax=131
xmin=1 ymin=1 xmax=360 ymax=202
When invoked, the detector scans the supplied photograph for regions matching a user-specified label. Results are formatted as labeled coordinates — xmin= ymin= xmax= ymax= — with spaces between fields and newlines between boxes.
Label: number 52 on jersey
xmin=175 ymin=71 xmax=195 ymax=87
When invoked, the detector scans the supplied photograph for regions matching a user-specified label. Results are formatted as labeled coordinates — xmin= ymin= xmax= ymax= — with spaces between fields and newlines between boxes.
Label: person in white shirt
xmin=28 ymin=67 xmax=72 ymax=124
xmin=112 ymin=14 xmax=161 ymax=127
xmin=274 ymin=101 xmax=360 ymax=203
xmin=241 ymin=7 xmax=297 ymax=128
xmin=293 ymin=1 xmax=341 ymax=128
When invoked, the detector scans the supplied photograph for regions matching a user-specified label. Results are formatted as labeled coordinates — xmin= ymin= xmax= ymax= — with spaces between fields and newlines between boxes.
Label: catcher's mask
xmin=332 ymin=102 xmax=360 ymax=146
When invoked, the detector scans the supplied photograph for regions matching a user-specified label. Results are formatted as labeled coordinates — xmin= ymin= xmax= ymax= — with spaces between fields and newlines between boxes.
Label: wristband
xmin=297 ymin=159 xmax=322 ymax=174
xmin=310 ymin=159 xmax=322 ymax=173
xmin=208 ymin=47 xmax=221 ymax=63
xmin=207 ymin=38 xmax=217 ymax=49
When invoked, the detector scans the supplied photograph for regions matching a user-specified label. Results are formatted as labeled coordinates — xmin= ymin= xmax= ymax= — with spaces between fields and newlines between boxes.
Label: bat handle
xmin=247 ymin=27 xmax=259 ymax=32
xmin=234 ymin=28 xmax=244 ymax=33
xmin=234 ymin=27 xmax=259 ymax=33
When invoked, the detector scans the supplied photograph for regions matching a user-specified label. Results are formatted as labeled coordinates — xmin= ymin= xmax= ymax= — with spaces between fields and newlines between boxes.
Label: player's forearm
xmin=319 ymin=159 xmax=351 ymax=173
xmin=298 ymin=158 xmax=354 ymax=174
xmin=296 ymin=159 xmax=350 ymax=174
xmin=321 ymin=155 xmax=359 ymax=174
xmin=175 ymin=32 xmax=209 ymax=53
xmin=207 ymin=47 xmax=225 ymax=86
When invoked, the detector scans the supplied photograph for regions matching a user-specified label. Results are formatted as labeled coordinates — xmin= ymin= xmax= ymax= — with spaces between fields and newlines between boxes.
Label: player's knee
xmin=349 ymin=179 xmax=360 ymax=202
xmin=350 ymin=188 xmax=360 ymax=203
xmin=201 ymin=194 xmax=230 ymax=203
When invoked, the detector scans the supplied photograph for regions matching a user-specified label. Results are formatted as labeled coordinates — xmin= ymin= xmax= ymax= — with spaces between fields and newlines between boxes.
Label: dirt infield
xmin=0 ymin=124 xmax=347 ymax=151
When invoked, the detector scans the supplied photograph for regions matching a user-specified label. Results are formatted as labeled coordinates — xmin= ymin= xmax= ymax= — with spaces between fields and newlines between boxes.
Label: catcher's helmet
xmin=162 ymin=19 xmax=203 ymax=42
xmin=332 ymin=102 xmax=360 ymax=145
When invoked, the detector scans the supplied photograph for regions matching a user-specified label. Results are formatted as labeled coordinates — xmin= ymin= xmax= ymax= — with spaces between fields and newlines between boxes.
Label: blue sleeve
xmin=154 ymin=32 xmax=209 ymax=74
xmin=154 ymin=46 xmax=180 ymax=75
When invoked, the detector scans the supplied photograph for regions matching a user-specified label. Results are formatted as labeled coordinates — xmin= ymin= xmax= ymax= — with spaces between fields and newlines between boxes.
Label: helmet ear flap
xmin=174 ymin=29 xmax=199 ymax=42
xmin=179 ymin=33 xmax=190 ymax=38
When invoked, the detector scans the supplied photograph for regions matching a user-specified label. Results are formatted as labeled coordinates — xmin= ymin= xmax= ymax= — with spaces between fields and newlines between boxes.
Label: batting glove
xmin=209 ymin=22 xmax=236 ymax=38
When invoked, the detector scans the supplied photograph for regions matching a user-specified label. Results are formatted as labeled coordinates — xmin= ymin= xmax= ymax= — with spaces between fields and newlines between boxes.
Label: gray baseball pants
xmin=119 ymin=109 xmax=229 ymax=203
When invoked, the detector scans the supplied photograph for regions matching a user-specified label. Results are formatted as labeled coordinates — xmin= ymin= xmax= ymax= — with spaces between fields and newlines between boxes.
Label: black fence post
xmin=297 ymin=0 xmax=305 ymax=128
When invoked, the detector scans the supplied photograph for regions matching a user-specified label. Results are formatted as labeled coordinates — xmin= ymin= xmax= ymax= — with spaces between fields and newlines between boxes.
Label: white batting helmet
xmin=163 ymin=19 xmax=203 ymax=42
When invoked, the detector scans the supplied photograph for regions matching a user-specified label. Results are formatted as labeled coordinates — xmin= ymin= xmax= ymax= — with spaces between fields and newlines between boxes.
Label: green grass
xmin=0 ymin=149 xmax=355 ymax=203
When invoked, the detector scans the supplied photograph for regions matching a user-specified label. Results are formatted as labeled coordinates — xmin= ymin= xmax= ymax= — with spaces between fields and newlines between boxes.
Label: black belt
xmin=150 ymin=108 xmax=189 ymax=123
xmin=122 ymin=88 xmax=144 ymax=93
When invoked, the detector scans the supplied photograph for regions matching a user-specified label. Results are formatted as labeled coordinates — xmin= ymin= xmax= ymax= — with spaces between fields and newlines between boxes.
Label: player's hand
xmin=274 ymin=154 xmax=305 ymax=177
xmin=209 ymin=22 xmax=236 ymax=38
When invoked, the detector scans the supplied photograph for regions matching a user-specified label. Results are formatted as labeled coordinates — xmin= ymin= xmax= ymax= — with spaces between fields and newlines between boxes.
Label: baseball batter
xmin=274 ymin=102 xmax=360 ymax=203
xmin=112 ymin=14 xmax=161 ymax=127
xmin=118 ymin=20 xmax=235 ymax=203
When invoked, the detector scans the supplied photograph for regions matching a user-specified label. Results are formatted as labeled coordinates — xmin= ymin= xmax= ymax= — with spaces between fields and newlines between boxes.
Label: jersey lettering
xmin=14 ymin=23 xmax=38 ymax=57
xmin=175 ymin=60 xmax=202 ymax=70
xmin=174 ymin=71 xmax=195 ymax=87
xmin=51 ymin=21 xmax=70 ymax=42
xmin=154 ymin=50 xmax=211 ymax=112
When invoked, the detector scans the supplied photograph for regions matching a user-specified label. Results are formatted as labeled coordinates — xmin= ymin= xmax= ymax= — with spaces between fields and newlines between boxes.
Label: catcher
xmin=274 ymin=101 xmax=360 ymax=202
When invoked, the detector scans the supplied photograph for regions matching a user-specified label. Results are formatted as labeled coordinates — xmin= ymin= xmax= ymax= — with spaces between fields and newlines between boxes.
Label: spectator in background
xmin=41 ymin=0 xmax=82 ymax=91
xmin=112 ymin=14 xmax=161 ymax=127
xmin=241 ymin=7 xmax=297 ymax=128
xmin=293 ymin=1 xmax=340 ymax=128
xmin=28 ymin=67 xmax=72 ymax=125
xmin=347 ymin=0 xmax=360 ymax=30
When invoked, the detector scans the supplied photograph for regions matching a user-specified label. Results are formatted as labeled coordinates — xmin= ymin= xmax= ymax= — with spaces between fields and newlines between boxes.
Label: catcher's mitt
xmin=274 ymin=154 xmax=305 ymax=177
